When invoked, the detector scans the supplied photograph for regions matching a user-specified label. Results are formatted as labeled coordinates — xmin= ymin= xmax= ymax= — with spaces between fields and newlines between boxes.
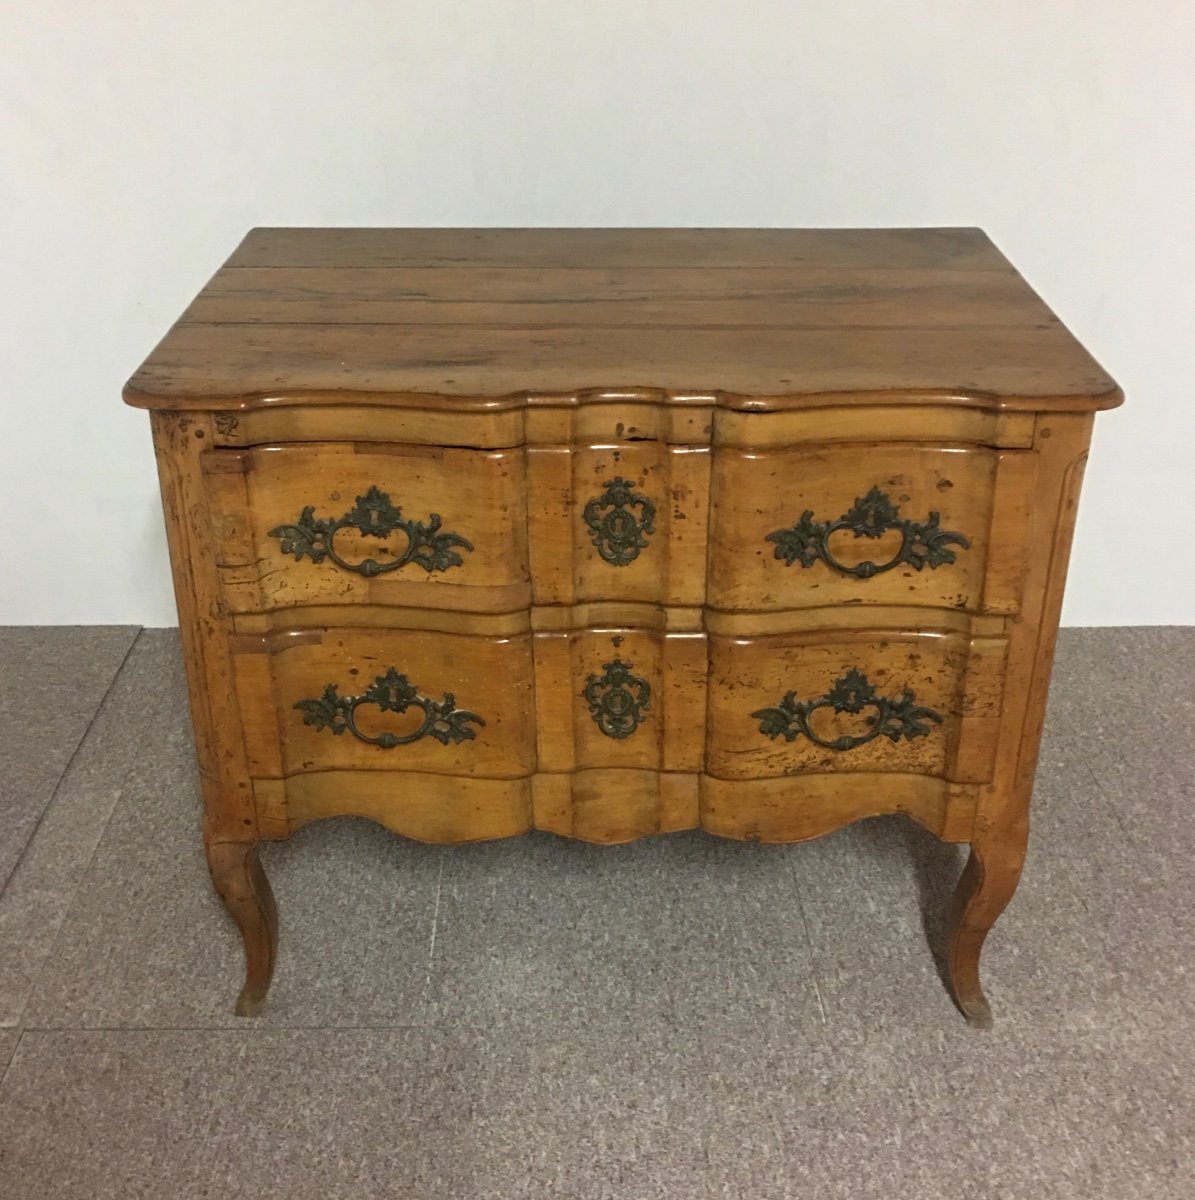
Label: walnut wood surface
xmin=127 ymin=228 xmax=1121 ymax=1022
xmin=185 ymin=265 xmax=1056 ymax=327
xmin=125 ymin=228 xmax=1120 ymax=410
xmin=222 ymin=226 xmax=1014 ymax=270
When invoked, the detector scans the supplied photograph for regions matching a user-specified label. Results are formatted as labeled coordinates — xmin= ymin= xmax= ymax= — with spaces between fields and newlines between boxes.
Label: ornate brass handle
xmin=269 ymin=486 xmax=473 ymax=578
xmin=294 ymin=667 xmax=484 ymax=749
xmin=765 ymin=486 xmax=969 ymax=578
xmin=583 ymin=477 xmax=655 ymax=566
xmin=583 ymin=658 xmax=650 ymax=739
xmin=752 ymin=669 xmax=942 ymax=751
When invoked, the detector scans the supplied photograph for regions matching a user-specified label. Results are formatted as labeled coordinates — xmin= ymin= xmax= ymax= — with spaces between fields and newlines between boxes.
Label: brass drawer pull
xmin=752 ymin=668 xmax=942 ymax=751
xmin=583 ymin=658 xmax=650 ymax=739
xmin=270 ymin=485 xmax=473 ymax=578
xmin=294 ymin=667 xmax=485 ymax=749
xmin=765 ymin=485 xmax=969 ymax=579
xmin=583 ymin=477 xmax=655 ymax=566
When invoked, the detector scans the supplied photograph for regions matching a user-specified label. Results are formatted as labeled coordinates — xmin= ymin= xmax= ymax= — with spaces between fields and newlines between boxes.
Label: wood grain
xmin=125 ymin=321 xmax=1119 ymax=408
xmin=223 ymin=227 xmax=1014 ymax=270
xmin=532 ymin=770 xmax=699 ymax=844
xmin=204 ymin=442 xmax=530 ymax=615
xmin=706 ymin=628 xmax=1004 ymax=783
xmin=708 ymin=442 xmax=1006 ymax=615
xmin=235 ymin=628 xmax=535 ymax=780
xmin=182 ymin=264 xmax=1057 ymax=328
xmin=255 ymin=773 xmax=533 ymax=844
xmin=700 ymin=774 xmax=978 ymax=844
xmin=255 ymin=769 xmax=977 ymax=849
xmin=125 ymin=228 xmax=1120 ymax=410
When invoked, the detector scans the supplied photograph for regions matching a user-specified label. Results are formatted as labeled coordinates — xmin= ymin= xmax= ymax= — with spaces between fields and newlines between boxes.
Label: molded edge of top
xmin=123 ymin=382 xmax=1124 ymax=415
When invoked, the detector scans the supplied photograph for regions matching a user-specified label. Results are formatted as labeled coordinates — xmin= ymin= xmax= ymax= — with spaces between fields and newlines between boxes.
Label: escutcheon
xmin=765 ymin=485 xmax=969 ymax=579
xmin=270 ymin=485 xmax=474 ymax=578
xmin=294 ymin=667 xmax=485 ymax=749
xmin=583 ymin=477 xmax=656 ymax=566
xmin=752 ymin=668 xmax=943 ymax=751
xmin=583 ymin=658 xmax=651 ymax=739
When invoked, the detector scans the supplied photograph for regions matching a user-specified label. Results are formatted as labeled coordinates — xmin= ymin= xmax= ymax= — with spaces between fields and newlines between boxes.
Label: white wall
xmin=2 ymin=0 xmax=1191 ymax=626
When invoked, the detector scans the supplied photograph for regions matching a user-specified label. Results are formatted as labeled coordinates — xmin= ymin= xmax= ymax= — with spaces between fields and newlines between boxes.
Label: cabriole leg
xmin=947 ymin=834 xmax=1027 ymax=1029
xmin=205 ymin=840 xmax=278 ymax=1017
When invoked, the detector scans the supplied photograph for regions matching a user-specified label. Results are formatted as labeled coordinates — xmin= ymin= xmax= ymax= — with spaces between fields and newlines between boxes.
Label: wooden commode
xmin=124 ymin=228 xmax=1122 ymax=1025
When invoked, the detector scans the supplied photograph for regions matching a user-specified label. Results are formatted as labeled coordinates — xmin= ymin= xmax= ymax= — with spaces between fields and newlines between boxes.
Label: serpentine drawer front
xmin=709 ymin=442 xmax=1033 ymax=614
xmin=232 ymin=628 xmax=535 ymax=779
xmin=203 ymin=442 xmax=530 ymax=615
xmin=125 ymin=227 xmax=1122 ymax=1027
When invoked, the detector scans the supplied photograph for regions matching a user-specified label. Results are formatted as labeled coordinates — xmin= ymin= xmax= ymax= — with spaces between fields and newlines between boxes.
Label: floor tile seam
xmin=0 ymin=629 xmax=144 ymax=908
xmin=0 ymin=1028 xmax=25 ymax=1092
xmin=5 ymin=773 xmax=136 ymax=1032
xmin=2 ymin=632 xmax=149 ymax=1029
xmin=783 ymin=855 xmax=829 ymax=1026
xmin=420 ymin=854 xmax=446 ymax=1009
xmin=1081 ymin=759 xmax=1139 ymax=847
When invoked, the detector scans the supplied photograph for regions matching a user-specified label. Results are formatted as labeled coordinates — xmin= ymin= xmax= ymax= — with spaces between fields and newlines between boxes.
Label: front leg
xmin=206 ymin=840 xmax=278 ymax=1016
xmin=946 ymin=832 xmax=1027 ymax=1028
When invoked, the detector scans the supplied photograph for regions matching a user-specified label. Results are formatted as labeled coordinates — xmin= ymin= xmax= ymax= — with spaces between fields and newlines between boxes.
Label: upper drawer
xmin=202 ymin=443 xmax=530 ymax=615
xmin=708 ymin=442 xmax=1034 ymax=615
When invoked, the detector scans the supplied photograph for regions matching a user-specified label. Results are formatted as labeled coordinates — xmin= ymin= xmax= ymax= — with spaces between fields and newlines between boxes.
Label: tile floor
xmin=0 ymin=626 xmax=1191 ymax=1198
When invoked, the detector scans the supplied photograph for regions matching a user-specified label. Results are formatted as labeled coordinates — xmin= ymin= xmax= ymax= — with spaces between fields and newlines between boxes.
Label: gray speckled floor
xmin=0 ymin=627 xmax=1191 ymax=1198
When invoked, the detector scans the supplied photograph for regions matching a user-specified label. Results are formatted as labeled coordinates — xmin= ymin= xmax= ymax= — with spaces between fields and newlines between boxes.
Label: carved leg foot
xmin=206 ymin=840 xmax=278 ymax=1017
xmin=947 ymin=837 xmax=1026 ymax=1029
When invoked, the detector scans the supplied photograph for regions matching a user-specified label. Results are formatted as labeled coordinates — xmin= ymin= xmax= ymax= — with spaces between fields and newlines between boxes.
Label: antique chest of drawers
xmin=124 ymin=227 xmax=1121 ymax=1025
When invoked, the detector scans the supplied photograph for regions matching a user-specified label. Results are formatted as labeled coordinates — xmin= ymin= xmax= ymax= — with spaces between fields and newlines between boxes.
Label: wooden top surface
xmin=124 ymin=228 xmax=1121 ymax=411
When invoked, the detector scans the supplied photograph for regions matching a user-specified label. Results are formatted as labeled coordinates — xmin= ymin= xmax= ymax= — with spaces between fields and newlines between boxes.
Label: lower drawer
xmin=707 ymin=628 xmax=1006 ymax=783
xmin=233 ymin=627 xmax=536 ymax=779
xmin=232 ymin=620 xmax=1006 ymax=793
